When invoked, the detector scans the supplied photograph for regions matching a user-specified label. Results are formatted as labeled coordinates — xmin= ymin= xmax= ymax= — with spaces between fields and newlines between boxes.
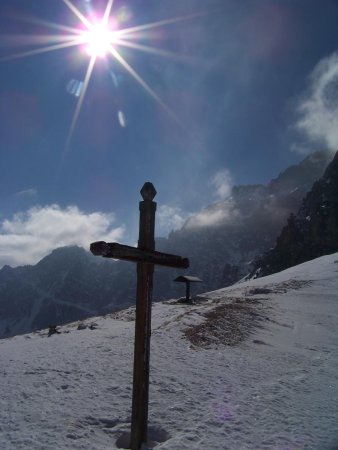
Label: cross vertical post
xmin=185 ymin=280 xmax=191 ymax=302
xmin=90 ymin=182 xmax=190 ymax=450
xmin=130 ymin=182 xmax=157 ymax=450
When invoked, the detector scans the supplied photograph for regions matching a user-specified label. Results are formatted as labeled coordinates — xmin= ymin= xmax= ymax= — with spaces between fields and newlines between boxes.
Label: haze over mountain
xmin=0 ymin=150 xmax=333 ymax=339
xmin=252 ymin=149 xmax=338 ymax=277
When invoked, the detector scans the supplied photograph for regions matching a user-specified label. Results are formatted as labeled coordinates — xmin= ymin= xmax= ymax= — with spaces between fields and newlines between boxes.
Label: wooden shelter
xmin=174 ymin=275 xmax=202 ymax=302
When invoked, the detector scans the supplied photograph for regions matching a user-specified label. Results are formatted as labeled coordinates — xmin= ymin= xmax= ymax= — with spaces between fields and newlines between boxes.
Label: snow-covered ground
xmin=1 ymin=253 xmax=338 ymax=449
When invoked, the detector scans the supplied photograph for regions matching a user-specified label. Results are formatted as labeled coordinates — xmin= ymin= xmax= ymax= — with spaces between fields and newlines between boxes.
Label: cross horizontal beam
xmin=90 ymin=241 xmax=189 ymax=269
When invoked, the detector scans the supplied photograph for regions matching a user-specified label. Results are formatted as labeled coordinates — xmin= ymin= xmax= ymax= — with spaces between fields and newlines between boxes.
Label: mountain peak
xmin=268 ymin=149 xmax=333 ymax=194
xmin=35 ymin=245 xmax=89 ymax=268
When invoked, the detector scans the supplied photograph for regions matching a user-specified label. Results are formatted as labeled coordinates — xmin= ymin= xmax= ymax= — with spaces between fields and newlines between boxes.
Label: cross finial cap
xmin=140 ymin=182 xmax=157 ymax=200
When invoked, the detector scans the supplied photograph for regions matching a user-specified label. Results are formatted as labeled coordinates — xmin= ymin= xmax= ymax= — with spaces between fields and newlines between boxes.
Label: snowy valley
xmin=1 ymin=253 xmax=337 ymax=449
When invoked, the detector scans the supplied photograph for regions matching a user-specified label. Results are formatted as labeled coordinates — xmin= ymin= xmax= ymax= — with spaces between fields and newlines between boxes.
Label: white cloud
xmin=15 ymin=188 xmax=38 ymax=197
xmin=184 ymin=199 xmax=239 ymax=230
xmin=295 ymin=52 xmax=338 ymax=152
xmin=184 ymin=208 xmax=228 ymax=229
xmin=156 ymin=205 xmax=191 ymax=236
xmin=210 ymin=168 xmax=233 ymax=200
xmin=0 ymin=205 xmax=124 ymax=268
xmin=164 ymin=169 xmax=235 ymax=231
xmin=155 ymin=169 xmax=234 ymax=234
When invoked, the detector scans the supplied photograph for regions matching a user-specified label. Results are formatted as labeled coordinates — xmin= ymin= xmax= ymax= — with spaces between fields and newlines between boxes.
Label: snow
xmin=1 ymin=253 xmax=338 ymax=449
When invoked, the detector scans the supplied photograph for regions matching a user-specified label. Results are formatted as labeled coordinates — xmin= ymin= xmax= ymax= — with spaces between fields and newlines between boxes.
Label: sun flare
xmin=80 ymin=23 xmax=116 ymax=58
xmin=0 ymin=0 xmax=201 ymax=155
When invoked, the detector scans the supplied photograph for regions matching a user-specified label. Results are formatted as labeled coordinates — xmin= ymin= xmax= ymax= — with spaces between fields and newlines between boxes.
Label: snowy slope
xmin=1 ymin=254 xmax=337 ymax=450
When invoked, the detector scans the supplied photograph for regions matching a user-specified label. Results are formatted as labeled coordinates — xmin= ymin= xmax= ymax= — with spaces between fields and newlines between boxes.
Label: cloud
xmin=156 ymin=205 xmax=191 ymax=236
xmin=0 ymin=205 xmax=124 ymax=268
xmin=184 ymin=199 xmax=239 ymax=230
xmin=184 ymin=208 xmax=229 ymax=229
xmin=294 ymin=52 xmax=338 ymax=152
xmin=15 ymin=188 xmax=38 ymax=197
xmin=163 ymin=169 xmax=235 ymax=231
xmin=210 ymin=168 xmax=233 ymax=201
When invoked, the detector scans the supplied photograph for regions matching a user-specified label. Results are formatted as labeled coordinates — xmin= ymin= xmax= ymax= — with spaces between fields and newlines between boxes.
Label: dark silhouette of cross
xmin=90 ymin=182 xmax=189 ymax=450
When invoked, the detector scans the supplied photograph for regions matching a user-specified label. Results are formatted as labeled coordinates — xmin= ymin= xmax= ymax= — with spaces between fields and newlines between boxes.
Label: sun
xmin=0 ymin=0 xmax=201 ymax=154
xmin=81 ymin=23 xmax=116 ymax=58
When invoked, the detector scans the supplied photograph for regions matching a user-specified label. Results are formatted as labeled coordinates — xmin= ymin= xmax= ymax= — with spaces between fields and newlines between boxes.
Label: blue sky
xmin=1 ymin=0 xmax=338 ymax=267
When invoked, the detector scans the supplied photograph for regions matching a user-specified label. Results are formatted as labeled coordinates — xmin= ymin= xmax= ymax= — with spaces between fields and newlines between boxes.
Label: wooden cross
xmin=90 ymin=182 xmax=189 ymax=450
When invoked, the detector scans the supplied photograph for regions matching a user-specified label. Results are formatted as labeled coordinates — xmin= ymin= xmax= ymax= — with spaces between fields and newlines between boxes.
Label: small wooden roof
xmin=174 ymin=275 xmax=202 ymax=283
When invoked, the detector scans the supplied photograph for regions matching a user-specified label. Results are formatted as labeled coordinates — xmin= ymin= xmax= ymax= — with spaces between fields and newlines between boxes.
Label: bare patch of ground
xmin=245 ymin=280 xmax=312 ymax=296
xmin=183 ymin=280 xmax=312 ymax=349
xmin=110 ymin=308 xmax=135 ymax=322
xmin=184 ymin=297 xmax=268 ymax=349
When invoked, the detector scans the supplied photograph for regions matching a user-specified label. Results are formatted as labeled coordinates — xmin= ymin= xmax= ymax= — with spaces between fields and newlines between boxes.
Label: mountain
xmin=0 ymin=150 xmax=333 ymax=339
xmin=1 ymin=253 xmax=337 ymax=449
xmin=251 ymin=150 xmax=338 ymax=277
xmin=154 ymin=150 xmax=333 ymax=297
xmin=0 ymin=246 xmax=136 ymax=339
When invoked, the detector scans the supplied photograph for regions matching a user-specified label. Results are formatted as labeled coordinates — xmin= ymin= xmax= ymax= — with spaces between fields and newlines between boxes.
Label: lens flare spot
xmin=66 ymin=78 xmax=84 ymax=97
xmin=118 ymin=110 xmax=126 ymax=127
xmin=116 ymin=6 xmax=133 ymax=23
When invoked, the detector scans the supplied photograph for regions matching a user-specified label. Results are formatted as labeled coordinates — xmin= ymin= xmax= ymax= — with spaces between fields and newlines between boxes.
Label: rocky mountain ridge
xmin=0 ymin=246 xmax=135 ymax=339
xmin=251 ymin=150 xmax=338 ymax=276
